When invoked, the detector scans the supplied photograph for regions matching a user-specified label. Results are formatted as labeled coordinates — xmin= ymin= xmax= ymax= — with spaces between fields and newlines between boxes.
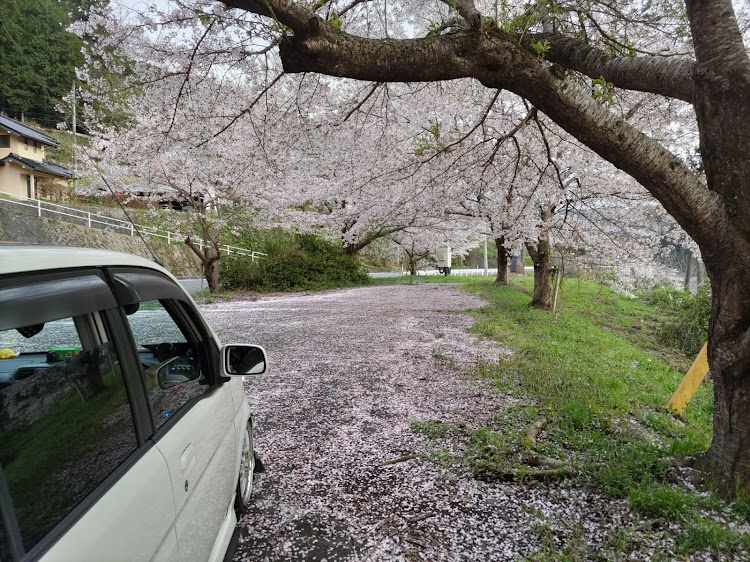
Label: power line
xmin=81 ymin=145 xmax=163 ymax=267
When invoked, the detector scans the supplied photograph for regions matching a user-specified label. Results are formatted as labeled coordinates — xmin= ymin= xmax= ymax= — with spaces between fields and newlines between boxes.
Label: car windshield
xmin=125 ymin=306 xmax=185 ymax=347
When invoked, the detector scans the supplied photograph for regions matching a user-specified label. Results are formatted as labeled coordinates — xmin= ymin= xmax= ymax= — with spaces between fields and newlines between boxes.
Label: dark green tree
xmin=0 ymin=0 xmax=101 ymax=128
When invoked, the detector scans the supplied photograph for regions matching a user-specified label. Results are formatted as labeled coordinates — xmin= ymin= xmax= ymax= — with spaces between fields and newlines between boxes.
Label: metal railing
xmin=0 ymin=191 xmax=265 ymax=261
xmin=416 ymin=268 xmax=498 ymax=276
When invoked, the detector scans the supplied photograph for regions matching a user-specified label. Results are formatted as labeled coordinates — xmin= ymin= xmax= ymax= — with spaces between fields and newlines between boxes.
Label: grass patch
xmin=410 ymin=419 xmax=460 ymax=439
xmin=466 ymin=426 xmax=513 ymax=476
xmin=678 ymin=519 xmax=750 ymax=555
xmin=629 ymin=481 xmax=711 ymax=522
xmin=639 ymin=285 xmax=711 ymax=357
xmin=448 ymin=276 xmax=749 ymax=556
xmin=467 ymin=277 xmax=712 ymax=435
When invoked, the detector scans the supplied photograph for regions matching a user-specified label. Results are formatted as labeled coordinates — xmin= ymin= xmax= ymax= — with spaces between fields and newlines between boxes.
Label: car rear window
xmin=0 ymin=314 xmax=138 ymax=556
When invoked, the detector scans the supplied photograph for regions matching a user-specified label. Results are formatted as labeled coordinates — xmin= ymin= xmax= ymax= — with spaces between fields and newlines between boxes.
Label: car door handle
xmin=181 ymin=444 xmax=195 ymax=473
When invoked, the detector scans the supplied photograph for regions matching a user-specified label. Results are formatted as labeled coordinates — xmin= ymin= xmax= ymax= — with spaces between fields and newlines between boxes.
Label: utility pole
xmin=72 ymin=81 xmax=77 ymax=190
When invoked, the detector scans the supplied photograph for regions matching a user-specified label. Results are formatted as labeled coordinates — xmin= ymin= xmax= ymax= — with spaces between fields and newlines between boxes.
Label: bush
xmin=220 ymin=231 xmax=371 ymax=292
xmin=639 ymin=285 xmax=711 ymax=357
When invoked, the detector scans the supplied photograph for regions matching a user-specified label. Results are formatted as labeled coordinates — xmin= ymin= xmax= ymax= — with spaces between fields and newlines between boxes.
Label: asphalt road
xmin=179 ymin=278 xmax=207 ymax=294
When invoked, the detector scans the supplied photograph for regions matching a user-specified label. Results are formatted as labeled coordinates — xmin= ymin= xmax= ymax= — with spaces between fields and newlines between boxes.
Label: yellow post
xmin=668 ymin=342 xmax=709 ymax=414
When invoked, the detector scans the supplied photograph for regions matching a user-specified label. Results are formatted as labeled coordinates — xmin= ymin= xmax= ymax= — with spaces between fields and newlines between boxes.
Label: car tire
xmin=235 ymin=420 xmax=255 ymax=514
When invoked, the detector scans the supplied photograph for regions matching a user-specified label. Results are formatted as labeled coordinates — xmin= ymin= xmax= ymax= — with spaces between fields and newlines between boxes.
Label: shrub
xmin=220 ymin=231 xmax=371 ymax=292
xmin=639 ymin=285 xmax=711 ymax=357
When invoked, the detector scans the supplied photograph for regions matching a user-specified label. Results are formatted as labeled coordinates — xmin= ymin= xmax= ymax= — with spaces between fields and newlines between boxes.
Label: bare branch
xmin=339 ymin=0 xmax=370 ymax=17
xmin=341 ymin=82 xmax=383 ymax=124
xmin=483 ymin=106 xmax=537 ymax=170
xmin=166 ymin=18 xmax=215 ymax=137
xmin=419 ymin=89 xmax=501 ymax=166
xmin=197 ymin=73 xmax=285 ymax=145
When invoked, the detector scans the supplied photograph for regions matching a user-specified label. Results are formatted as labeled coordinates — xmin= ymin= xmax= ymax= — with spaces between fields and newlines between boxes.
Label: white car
xmin=0 ymin=246 xmax=266 ymax=561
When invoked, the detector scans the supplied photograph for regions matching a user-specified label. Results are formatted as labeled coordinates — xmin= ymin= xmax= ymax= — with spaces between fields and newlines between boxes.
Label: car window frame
xmin=0 ymin=269 xmax=117 ymax=332
xmin=104 ymin=267 xmax=224 ymax=441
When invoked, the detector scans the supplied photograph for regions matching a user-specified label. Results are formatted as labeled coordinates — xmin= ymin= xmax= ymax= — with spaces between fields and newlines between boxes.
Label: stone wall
xmin=0 ymin=206 xmax=202 ymax=277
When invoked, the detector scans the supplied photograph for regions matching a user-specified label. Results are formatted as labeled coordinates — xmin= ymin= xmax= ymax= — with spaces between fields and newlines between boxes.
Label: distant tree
xmin=391 ymin=219 xmax=477 ymax=275
xmin=0 ymin=0 xmax=102 ymax=127
xmin=80 ymin=77 xmax=271 ymax=292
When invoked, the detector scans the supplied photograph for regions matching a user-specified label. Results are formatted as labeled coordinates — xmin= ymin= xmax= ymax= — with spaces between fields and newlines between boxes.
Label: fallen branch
xmin=525 ymin=418 xmax=546 ymax=445
xmin=372 ymin=514 xmax=396 ymax=532
xmin=522 ymin=451 xmax=566 ymax=468
xmin=404 ymin=535 xmax=428 ymax=548
xmin=402 ymin=512 xmax=436 ymax=524
xmin=523 ymin=468 xmax=574 ymax=478
xmin=521 ymin=418 xmax=566 ymax=470
xmin=382 ymin=453 xmax=424 ymax=466
xmin=488 ymin=467 xmax=574 ymax=482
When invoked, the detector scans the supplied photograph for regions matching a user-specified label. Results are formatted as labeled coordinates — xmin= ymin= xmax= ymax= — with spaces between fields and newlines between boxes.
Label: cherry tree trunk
xmin=684 ymin=0 xmax=750 ymax=495
xmin=205 ymin=259 xmax=221 ymax=293
xmin=409 ymin=255 xmax=418 ymax=276
xmin=526 ymin=239 xmax=553 ymax=310
xmin=700 ymin=245 xmax=750 ymax=495
xmin=495 ymin=237 xmax=509 ymax=285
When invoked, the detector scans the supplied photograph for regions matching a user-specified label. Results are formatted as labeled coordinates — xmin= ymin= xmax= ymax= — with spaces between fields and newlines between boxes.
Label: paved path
xmin=178 ymin=278 xmax=206 ymax=294
xmin=201 ymin=285 xmax=641 ymax=561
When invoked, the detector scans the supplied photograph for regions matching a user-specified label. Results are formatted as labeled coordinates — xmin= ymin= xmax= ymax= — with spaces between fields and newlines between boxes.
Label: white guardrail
xmin=413 ymin=268 xmax=499 ymax=276
xmin=0 ymin=191 xmax=265 ymax=261
xmin=412 ymin=267 xmax=533 ymax=276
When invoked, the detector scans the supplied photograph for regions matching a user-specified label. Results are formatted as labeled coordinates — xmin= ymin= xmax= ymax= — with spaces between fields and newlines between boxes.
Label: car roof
xmin=0 ymin=245 xmax=175 ymax=278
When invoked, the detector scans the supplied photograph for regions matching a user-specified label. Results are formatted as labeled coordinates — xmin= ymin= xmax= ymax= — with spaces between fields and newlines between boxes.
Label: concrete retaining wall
xmin=0 ymin=206 xmax=202 ymax=277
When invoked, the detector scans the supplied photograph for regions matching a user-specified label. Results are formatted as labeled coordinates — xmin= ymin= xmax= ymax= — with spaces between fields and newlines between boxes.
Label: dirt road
xmin=201 ymin=284 xmax=637 ymax=561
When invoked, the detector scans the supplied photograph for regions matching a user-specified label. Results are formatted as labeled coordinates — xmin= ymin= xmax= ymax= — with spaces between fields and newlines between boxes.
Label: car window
xmin=124 ymin=300 xmax=208 ymax=430
xmin=0 ymin=313 xmax=138 ymax=556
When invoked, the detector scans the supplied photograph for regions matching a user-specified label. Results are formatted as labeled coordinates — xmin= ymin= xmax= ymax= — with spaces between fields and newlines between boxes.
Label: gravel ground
xmin=201 ymin=284 xmax=722 ymax=562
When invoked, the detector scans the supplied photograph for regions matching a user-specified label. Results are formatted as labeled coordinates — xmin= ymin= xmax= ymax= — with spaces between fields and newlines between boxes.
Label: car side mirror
xmin=156 ymin=356 xmax=201 ymax=389
xmin=222 ymin=344 xmax=267 ymax=376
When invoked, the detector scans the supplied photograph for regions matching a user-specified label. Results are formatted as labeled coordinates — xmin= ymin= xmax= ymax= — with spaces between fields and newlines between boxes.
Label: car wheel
xmin=235 ymin=420 xmax=255 ymax=514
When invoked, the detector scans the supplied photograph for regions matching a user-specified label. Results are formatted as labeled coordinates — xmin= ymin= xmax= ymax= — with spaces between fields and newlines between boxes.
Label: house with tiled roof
xmin=0 ymin=115 xmax=73 ymax=199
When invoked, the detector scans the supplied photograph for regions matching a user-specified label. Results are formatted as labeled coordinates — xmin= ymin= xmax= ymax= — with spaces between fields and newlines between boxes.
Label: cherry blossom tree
xmin=273 ymin=116 xmax=467 ymax=256
xmin=77 ymin=74 xmax=285 ymax=292
xmin=391 ymin=217 xmax=478 ymax=275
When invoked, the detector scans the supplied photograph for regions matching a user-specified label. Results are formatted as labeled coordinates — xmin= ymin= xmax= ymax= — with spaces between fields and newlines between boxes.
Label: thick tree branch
xmin=223 ymin=0 xmax=695 ymax=102
xmin=437 ymin=0 xmax=481 ymax=28
xmin=527 ymin=33 xmax=696 ymax=103
xmin=508 ymin=65 xmax=721 ymax=249
xmin=223 ymin=0 xmax=316 ymax=35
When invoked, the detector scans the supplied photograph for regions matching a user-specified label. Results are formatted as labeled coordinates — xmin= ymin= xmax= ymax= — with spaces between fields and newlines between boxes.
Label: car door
xmin=0 ymin=269 xmax=177 ymax=562
xmin=109 ymin=268 xmax=238 ymax=562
